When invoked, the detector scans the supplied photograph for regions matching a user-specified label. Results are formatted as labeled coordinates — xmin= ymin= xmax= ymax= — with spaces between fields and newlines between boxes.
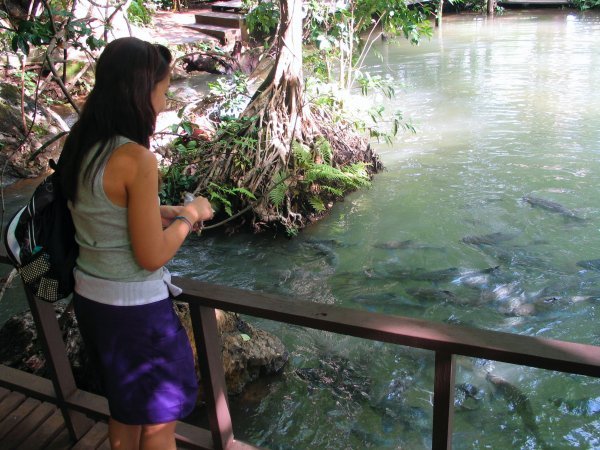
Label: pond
xmin=171 ymin=9 xmax=600 ymax=449
xmin=1 ymin=8 xmax=599 ymax=449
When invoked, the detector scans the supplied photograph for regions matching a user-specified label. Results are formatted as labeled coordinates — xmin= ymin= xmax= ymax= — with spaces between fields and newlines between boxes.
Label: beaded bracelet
xmin=173 ymin=215 xmax=193 ymax=235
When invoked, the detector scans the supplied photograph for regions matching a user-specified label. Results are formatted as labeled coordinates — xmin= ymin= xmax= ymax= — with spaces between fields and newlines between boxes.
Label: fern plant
xmin=206 ymin=182 xmax=256 ymax=216
xmin=269 ymin=138 xmax=371 ymax=236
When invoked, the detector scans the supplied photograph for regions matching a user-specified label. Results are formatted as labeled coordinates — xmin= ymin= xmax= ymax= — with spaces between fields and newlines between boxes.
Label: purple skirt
xmin=73 ymin=293 xmax=198 ymax=425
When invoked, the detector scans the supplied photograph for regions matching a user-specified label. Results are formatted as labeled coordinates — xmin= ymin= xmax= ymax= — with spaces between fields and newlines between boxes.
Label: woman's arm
xmin=160 ymin=205 xmax=184 ymax=228
xmin=118 ymin=145 xmax=212 ymax=271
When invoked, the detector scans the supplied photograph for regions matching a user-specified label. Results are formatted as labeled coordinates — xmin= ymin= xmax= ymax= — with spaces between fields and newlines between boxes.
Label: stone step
xmin=211 ymin=1 xmax=244 ymax=12
xmin=195 ymin=11 xmax=243 ymax=28
xmin=184 ymin=23 xmax=241 ymax=45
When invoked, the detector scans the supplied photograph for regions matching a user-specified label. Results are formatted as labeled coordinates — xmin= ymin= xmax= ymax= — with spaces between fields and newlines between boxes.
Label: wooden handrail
xmin=0 ymin=253 xmax=598 ymax=450
xmin=174 ymin=277 xmax=600 ymax=377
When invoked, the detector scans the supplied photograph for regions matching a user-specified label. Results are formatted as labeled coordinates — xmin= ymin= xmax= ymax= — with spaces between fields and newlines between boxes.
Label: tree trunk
xmin=487 ymin=0 xmax=495 ymax=16
xmin=189 ymin=0 xmax=380 ymax=233
xmin=244 ymin=0 xmax=305 ymax=146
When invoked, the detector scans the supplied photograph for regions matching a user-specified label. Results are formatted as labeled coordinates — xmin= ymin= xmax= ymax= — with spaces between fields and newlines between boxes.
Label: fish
xmin=351 ymin=292 xmax=405 ymax=307
xmin=522 ymin=195 xmax=584 ymax=221
xmin=576 ymin=258 xmax=600 ymax=271
xmin=461 ymin=232 xmax=517 ymax=246
xmin=409 ymin=266 xmax=499 ymax=283
xmin=486 ymin=373 xmax=551 ymax=449
xmin=300 ymin=241 xmax=339 ymax=267
xmin=454 ymin=383 xmax=485 ymax=411
xmin=374 ymin=240 xmax=444 ymax=251
xmin=406 ymin=287 xmax=457 ymax=303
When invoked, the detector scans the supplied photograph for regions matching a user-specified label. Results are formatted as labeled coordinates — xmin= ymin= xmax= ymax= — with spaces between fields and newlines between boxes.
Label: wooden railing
xmin=0 ymin=254 xmax=599 ymax=449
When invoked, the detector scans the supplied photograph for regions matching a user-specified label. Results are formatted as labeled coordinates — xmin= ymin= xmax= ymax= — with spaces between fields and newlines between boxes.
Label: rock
xmin=0 ymin=301 xmax=288 ymax=399
xmin=176 ymin=304 xmax=288 ymax=395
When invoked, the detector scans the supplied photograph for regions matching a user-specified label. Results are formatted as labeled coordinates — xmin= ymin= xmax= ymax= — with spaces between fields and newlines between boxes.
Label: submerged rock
xmin=0 ymin=301 xmax=288 ymax=398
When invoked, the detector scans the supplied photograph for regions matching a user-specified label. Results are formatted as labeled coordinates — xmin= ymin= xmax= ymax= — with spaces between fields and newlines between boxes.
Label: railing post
xmin=24 ymin=289 xmax=93 ymax=441
xmin=190 ymin=305 xmax=234 ymax=450
xmin=432 ymin=351 xmax=455 ymax=450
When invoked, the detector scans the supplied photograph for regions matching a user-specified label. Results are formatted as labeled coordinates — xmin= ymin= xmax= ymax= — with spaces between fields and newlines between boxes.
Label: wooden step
xmin=195 ymin=11 xmax=243 ymax=28
xmin=184 ymin=23 xmax=241 ymax=45
xmin=211 ymin=1 xmax=244 ymax=12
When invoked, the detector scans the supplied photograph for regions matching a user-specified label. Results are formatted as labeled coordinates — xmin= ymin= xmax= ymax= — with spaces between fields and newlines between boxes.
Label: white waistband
xmin=74 ymin=268 xmax=183 ymax=306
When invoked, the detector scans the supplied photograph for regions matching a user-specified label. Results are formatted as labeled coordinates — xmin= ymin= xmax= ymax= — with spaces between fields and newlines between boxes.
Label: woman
xmin=57 ymin=37 xmax=213 ymax=449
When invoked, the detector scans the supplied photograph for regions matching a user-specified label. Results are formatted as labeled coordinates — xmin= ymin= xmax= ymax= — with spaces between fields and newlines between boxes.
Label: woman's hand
xmin=183 ymin=196 xmax=214 ymax=224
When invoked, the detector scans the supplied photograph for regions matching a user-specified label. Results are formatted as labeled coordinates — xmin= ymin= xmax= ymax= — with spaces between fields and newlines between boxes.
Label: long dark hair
xmin=57 ymin=37 xmax=172 ymax=202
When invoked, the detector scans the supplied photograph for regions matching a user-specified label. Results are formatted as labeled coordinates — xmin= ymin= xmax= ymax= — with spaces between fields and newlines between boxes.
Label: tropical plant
xmin=127 ymin=0 xmax=155 ymax=26
xmin=243 ymin=0 xmax=279 ymax=39
xmin=572 ymin=0 xmax=600 ymax=9
xmin=303 ymin=0 xmax=432 ymax=91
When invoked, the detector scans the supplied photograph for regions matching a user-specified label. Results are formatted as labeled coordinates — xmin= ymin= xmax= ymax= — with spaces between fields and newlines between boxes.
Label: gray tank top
xmin=69 ymin=136 xmax=163 ymax=282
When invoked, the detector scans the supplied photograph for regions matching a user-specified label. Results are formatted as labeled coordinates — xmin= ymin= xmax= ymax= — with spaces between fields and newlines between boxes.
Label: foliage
xmin=206 ymin=182 xmax=256 ymax=216
xmin=572 ymin=0 xmax=600 ymax=9
xmin=268 ymin=139 xmax=371 ymax=235
xmin=160 ymin=117 xmax=258 ymax=216
xmin=242 ymin=0 xmax=279 ymax=38
xmin=127 ymin=0 xmax=155 ymax=26
xmin=207 ymin=71 xmax=251 ymax=119
xmin=159 ymin=135 xmax=204 ymax=204
xmin=2 ymin=6 xmax=104 ymax=57
xmin=303 ymin=0 xmax=432 ymax=91
xmin=457 ymin=0 xmax=504 ymax=13
xmin=304 ymin=76 xmax=415 ymax=147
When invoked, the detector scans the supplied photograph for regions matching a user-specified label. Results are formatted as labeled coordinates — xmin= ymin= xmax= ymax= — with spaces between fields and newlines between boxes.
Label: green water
xmin=170 ymin=10 xmax=600 ymax=449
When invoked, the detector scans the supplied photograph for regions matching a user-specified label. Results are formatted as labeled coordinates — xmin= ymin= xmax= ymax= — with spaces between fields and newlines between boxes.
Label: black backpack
xmin=3 ymin=160 xmax=78 ymax=302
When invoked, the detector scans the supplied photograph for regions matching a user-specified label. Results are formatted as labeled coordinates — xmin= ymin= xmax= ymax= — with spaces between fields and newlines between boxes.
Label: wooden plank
xmin=175 ymin=421 xmax=214 ymax=449
xmin=97 ymin=437 xmax=112 ymax=450
xmin=0 ymin=364 xmax=56 ymax=403
xmin=184 ymin=23 xmax=241 ymax=45
xmin=45 ymin=428 xmax=72 ymax=449
xmin=71 ymin=421 xmax=108 ymax=449
xmin=25 ymin=294 xmax=94 ymax=440
xmin=195 ymin=11 xmax=242 ymax=28
xmin=229 ymin=440 xmax=264 ymax=449
xmin=1 ymin=402 xmax=56 ymax=448
xmin=432 ymin=352 xmax=455 ymax=450
xmin=66 ymin=388 xmax=110 ymax=420
xmin=16 ymin=408 xmax=66 ymax=450
xmin=0 ymin=386 xmax=11 ymax=402
xmin=190 ymin=306 xmax=233 ymax=449
xmin=174 ymin=277 xmax=600 ymax=378
xmin=0 ymin=391 xmax=26 ymax=421
xmin=0 ymin=396 xmax=40 ymax=440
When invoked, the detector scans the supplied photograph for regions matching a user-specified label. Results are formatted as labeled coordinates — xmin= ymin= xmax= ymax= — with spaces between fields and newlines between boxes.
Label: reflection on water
xmin=169 ymin=10 xmax=600 ymax=449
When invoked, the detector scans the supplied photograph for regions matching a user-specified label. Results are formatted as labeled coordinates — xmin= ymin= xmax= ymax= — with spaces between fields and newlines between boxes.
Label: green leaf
xmin=269 ymin=171 xmax=288 ymax=207
xmin=309 ymin=196 xmax=326 ymax=212
xmin=234 ymin=187 xmax=256 ymax=200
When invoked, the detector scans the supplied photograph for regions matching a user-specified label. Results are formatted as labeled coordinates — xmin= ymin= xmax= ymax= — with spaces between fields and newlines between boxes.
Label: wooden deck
xmin=0 ymin=388 xmax=204 ymax=449
xmin=0 ymin=385 xmax=108 ymax=449
xmin=0 ymin=387 xmax=203 ymax=449
xmin=0 ymin=362 xmax=213 ymax=449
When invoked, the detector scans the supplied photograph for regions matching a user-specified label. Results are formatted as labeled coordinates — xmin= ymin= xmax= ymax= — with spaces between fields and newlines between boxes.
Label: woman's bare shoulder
xmin=111 ymin=142 xmax=157 ymax=170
